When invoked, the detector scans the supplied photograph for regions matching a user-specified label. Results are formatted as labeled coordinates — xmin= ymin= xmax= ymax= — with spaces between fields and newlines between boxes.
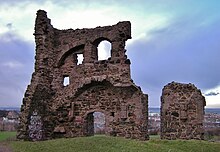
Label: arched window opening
xmin=77 ymin=54 xmax=84 ymax=65
xmin=97 ymin=40 xmax=111 ymax=60
xmin=63 ymin=76 xmax=70 ymax=86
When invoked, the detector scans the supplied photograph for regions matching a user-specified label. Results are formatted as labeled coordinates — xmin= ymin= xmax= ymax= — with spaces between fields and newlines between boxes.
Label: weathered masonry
xmin=160 ymin=82 xmax=206 ymax=140
xmin=17 ymin=10 xmax=149 ymax=141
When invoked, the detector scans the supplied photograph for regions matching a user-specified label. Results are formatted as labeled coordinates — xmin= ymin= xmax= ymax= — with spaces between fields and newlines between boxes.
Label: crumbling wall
xmin=160 ymin=82 xmax=206 ymax=140
xmin=17 ymin=10 xmax=148 ymax=141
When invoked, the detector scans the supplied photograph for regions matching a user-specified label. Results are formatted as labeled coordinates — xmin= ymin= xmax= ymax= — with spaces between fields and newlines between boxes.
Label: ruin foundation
xmin=17 ymin=10 xmax=149 ymax=141
xmin=160 ymin=82 xmax=206 ymax=140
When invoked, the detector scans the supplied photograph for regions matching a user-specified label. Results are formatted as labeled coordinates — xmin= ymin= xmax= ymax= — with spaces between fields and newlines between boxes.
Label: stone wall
xmin=17 ymin=10 xmax=148 ymax=141
xmin=160 ymin=82 xmax=206 ymax=140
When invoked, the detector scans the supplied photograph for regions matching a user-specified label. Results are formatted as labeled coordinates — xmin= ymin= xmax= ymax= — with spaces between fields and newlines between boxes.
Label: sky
xmin=0 ymin=0 xmax=220 ymax=108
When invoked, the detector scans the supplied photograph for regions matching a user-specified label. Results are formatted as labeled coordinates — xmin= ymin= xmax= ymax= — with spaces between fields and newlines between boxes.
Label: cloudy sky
xmin=0 ymin=0 xmax=219 ymax=108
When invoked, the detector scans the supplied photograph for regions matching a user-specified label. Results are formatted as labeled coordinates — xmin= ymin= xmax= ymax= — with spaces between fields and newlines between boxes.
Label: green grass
xmin=149 ymin=135 xmax=160 ymax=139
xmin=0 ymin=131 xmax=16 ymax=141
xmin=9 ymin=135 xmax=220 ymax=152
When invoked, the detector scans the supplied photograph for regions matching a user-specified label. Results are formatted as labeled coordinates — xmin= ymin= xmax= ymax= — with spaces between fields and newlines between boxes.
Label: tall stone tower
xmin=17 ymin=10 xmax=148 ymax=141
xmin=160 ymin=82 xmax=206 ymax=140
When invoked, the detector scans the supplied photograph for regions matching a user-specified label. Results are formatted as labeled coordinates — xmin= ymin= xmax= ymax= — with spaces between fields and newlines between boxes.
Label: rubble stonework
xmin=17 ymin=10 xmax=149 ymax=141
xmin=160 ymin=82 xmax=206 ymax=140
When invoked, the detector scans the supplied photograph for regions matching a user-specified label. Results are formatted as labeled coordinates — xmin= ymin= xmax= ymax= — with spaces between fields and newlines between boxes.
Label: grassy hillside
xmin=9 ymin=135 xmax=220 ymax=152
xmin=0 ymin=131 xmax=16 ymax=141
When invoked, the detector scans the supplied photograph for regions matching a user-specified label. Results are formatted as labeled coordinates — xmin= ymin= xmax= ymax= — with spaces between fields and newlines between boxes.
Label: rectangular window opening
xmin=77 ymin=54 xmax=84 ymax=65
xmin=63 ymin=76 xmax=70 ymax=86
xmin=110 ymin=112 xmax=115 ymax=117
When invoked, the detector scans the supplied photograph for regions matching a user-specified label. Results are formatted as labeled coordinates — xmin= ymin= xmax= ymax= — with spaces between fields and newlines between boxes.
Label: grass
xmin=149 ymin=135 xmax=160 ymax=139
xmin=205 ymin=134 xmax=220 ymax=141
xmin=9 ymin=135 xmax=220 ymax=152
xmin=1 ymin=132 xmax=220 ymax=152
xmin=0 ymin=131 xmax=16 ymax=141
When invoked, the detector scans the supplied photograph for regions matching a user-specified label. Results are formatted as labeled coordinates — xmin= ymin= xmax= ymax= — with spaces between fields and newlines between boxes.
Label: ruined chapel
xmin=17 ymin=10 xmax=149 ymax=141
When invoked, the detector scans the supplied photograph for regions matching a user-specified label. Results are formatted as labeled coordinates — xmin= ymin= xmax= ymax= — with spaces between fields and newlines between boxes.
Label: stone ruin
xmin=17 ymin=10 xmax=149 ymax=141
xmin=160 ymin=82 xmax=206 ymax=140
xmin=17 ymin=10 xmax=207 ymax=142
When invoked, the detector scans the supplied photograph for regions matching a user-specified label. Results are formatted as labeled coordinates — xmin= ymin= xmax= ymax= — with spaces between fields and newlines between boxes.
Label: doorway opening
xmin=85 ymin=112 xmax=106 ymax=136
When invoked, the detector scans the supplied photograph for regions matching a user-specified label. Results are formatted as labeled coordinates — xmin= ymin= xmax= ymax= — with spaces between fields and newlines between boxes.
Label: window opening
xmin=77 ymin=54 xmax=84 ymax=65
xmin=171 ymin=111 xmax=179 ymax=117
xmin=110 ymin=112 xmax=115 ymax=117
xmin=63 ymin=76 xmax=70 ymax=86
xmin=97 ymin=40 xmax=111 ymax=60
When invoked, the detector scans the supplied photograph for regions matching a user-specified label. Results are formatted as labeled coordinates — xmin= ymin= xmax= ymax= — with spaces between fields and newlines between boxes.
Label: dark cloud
xmin=205 ymin=92 xmax=219 ymax=96
xmin=6 ymin=23 xmax=12 ymax=29
xmin=0 ymin=32 xmax=34 ymax=107
xmin=127 ymin=18 xmax=220 ymax=107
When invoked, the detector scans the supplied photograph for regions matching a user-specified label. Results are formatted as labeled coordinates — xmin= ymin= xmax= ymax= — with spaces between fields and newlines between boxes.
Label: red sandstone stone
xmin=160 ymin=82 xmax=206 ymax=140
xmin=17 ymin=10 xmax=149 ymax=141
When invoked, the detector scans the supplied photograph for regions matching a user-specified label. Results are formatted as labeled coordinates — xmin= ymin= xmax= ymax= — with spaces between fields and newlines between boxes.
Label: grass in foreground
xmin=10 ymin=135 xmax=220 ymax=152
xmin=0 ymin=131 xmax=16 ymax=141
